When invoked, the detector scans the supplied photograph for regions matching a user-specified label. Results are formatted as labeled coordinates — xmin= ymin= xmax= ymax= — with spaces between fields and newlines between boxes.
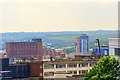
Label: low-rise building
xmin=93 ymin=45 xmax=109 ymax=55
xmin=0 ymin=58 xmax=30 ymax=80
xmin=0 ymin=55 xmax=99 ymax=80
xmin=43 ymin=60 xmax=97 ymax=79
xmin=109 ymin=38 xmax=120 ymax=61
xmin=28 ymin=54 xmax=99 ymax=80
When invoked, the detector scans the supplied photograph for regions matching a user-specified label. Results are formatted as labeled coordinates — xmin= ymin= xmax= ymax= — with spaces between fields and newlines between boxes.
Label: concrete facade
xmin=109 ymin=38 xmax=120 ymax=55
xmin=109 ymin=38 xmax=120 ymax=61
xmin=43 ymin=60 xmax=96 ymax=79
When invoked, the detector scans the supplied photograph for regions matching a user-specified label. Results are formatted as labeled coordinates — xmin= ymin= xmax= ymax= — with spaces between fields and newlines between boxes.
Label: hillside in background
xmin=0 ymin=30 xmax=118 ymax=49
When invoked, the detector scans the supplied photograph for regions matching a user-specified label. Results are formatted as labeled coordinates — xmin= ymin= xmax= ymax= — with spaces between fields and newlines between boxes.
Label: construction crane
xmin=96 ymin=38 xmax=101 ymax=57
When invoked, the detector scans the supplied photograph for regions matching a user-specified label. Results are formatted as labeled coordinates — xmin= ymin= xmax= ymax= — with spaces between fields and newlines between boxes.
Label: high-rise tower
xmin=76 ymin=34 xmax=89 ymax=53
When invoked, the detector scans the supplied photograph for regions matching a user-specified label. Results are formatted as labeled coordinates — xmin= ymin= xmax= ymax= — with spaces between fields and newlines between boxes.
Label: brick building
xmin=42 ymin=46 xmax=58 ymax=59
xmin=6 ymin=39 xmax=43 ymax=63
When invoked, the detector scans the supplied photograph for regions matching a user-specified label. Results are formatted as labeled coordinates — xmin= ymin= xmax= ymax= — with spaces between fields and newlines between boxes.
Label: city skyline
xmin=0 ymin=0 xmax=119 ymax=32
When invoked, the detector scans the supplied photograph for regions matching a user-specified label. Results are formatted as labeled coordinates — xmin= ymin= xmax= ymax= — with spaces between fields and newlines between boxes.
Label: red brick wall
xmin=76 ymin=37 xmax=80 ymax=53
xmin=6 ymin=41 xmax=43 ymax=60
xmin=30 ymin=62 xmax=43 ymax=79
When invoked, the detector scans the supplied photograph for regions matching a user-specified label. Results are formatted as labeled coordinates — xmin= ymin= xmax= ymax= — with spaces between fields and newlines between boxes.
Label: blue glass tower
xmin=80 ymin=34 xmax=89 ymax=53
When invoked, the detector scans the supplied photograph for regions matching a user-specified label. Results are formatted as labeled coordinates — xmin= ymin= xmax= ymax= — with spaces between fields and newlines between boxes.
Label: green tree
xmin=84 ymin=56 xmax=120 ymax=80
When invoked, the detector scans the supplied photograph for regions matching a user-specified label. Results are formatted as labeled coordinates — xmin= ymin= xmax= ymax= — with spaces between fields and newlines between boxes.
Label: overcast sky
xmin=0 ymin=0 xmax=119 ymax=32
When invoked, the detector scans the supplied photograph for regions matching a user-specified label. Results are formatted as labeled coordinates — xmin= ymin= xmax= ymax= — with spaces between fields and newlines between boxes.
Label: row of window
xmin=44 ymin=63 xmax=93 ymax=69
xmin=9 ymin=50 xmax=38 ymax=54
xmin=9 ymin=42 xmax=35 ymax=47
xmin=16 ymin=66 xmax=28 ymax=71
xmin=68 ymin=70 xmax=88 ymax=74
xmin=44 ymin=70 xmax=88 ymax=77
xmin=15 ymin=73 xmax=28 ymax=78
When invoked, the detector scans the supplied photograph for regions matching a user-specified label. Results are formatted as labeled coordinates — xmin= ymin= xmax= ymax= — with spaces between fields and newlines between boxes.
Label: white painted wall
xmin=109 ymin=38 xmax=120 ymax=55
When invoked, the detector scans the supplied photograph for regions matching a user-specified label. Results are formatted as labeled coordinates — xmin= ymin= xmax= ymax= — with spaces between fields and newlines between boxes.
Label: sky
xmin=0 ymin=0 xmax=119 ymax=32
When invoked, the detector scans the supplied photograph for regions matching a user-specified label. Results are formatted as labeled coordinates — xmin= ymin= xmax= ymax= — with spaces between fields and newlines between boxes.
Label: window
xmin=40 ymin=65 xmax=42 ymax=69
xmin=67 ymin=64 xmax=77 ymax=68
xmin=27 ymin=43 xmax=29 ymax=46
xmin=17 ymin=50 xmax=20 ymax=54
xmin=79 ymin=70 xmax=81 ymax=74
xmin=115 ymin=48 xmax=120 ymax=56
xmin=22 ymin=66 xmax=24 ymax=71
xmin=31 ymin=50 xmax=34 ymax=53
xmin=24 ymin=43 xmax=27 ymax=47
xmin=79 ymin=64 xmax=82 ymax=67
xmin=81 ymin=63 xmax=88 ymax=67
xmin=26 ymin=73 xmax=28 ymax=77
xmin=40 ymin=73 xmax=43 ymax=76
xmin=89 ymin=63 xmax=95 ymax=67
xmin=21 ymin=43 xmax=23 ymax=46
xmin=18 ymin=43 xmax=20 ymax=46
xmin=44 ymin=64 xmax=54 ymax=69
xmin=104 ymin=50 xmax=107 ymax=55
xmin=21 ymin=50 xmax=23 ymax=54
xmin=16 ymin=67 xmax=18 ymax=71
xmin=36 ymin=50 xmax=38 ymax=54
xmin=73 ymin=71 xmax=77 ymax=74
xmin=10 ymin=43 xmax=14 ymax=47
xmin=67 ymin=71 xmax=77 ymax=74
xmin=44 ymin=72 xmax=54 ymax=76
xmin=26 ymin=66 xmax=27 ymax=71
xmin=67 ymin=71 xmax=72 ymax=74
xmin=9 ymin=51 xmax=11 ymax=54
xmin=89 ymin=63 xmax=92 ymax=67
xmin=56 ymin=64 xmax=66 ymax=68
xmin=30 ymin=42 xmax=34 ymax=46
xmin=22 ymin=73 xmax=24 ymax=77
xmin=27 ymin=50 xmax=29 ymax=54
xmin=11 ymin=50 xmax=14 ymax=54
xmin=82 ymin=70 xmax=88 ymax=74
xmin=15 ymin=43 xmax=17 ymax=46
xmin=56 ymin=71 xmax=66 ymax=73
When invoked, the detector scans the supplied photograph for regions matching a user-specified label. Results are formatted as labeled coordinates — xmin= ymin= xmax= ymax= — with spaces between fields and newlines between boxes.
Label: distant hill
xmin=0 ymin=30 xmax=118 ymax=49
